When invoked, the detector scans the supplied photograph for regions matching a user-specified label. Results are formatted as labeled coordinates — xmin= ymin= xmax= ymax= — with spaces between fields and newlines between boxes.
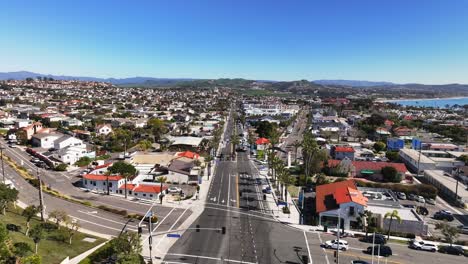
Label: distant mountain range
xmin=0 ymin=71 xmax=194 ymax=85
xmin=313 ymin=79 xmax=396 ymax=87
xmin=1 ymin=71 xmax=467 ymax=93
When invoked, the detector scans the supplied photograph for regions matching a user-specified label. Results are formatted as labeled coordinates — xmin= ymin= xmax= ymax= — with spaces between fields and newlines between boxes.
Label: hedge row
xmin=356 ymin=181 xmax=438 ymax=199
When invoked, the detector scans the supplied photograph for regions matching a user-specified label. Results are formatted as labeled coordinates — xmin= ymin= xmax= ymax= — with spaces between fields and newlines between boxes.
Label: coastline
xmin=376 ymin=96 xmax=468 ymax=103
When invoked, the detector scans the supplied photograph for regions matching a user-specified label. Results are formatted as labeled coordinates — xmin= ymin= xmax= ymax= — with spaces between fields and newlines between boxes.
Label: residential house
xmin=82 ymin=174 xmax=125 ymax=193
xmin=393 ymin=126 xmax=414 ymax=137
xmin=327 ymin=159 xmax=409 ymax=181
xmin=167 ymin=159 xmax=199 ymax=184
xmin=316 ymin=179 xmax=368 ymax=230
xmin=95 ymin=124 xmax=113 ymax=136
xmin=31 ymin=133 xmax=62 ymax=149
xmin=53 ymin=135 xmax=83 ymax=150
xmin=331 ymin=146 xmax=355 ymax=160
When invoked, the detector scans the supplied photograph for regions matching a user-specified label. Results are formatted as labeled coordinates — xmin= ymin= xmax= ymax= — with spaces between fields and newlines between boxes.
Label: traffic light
xmin=196 ymin=224 xmax=200 ymax=232
xmin=221 ymin=227 xmax=226 ymax=234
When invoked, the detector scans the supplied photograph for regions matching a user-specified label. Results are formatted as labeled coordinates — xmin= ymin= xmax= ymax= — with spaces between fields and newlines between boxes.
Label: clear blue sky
xmin=1 ymin=0 xmax=468 ymax=84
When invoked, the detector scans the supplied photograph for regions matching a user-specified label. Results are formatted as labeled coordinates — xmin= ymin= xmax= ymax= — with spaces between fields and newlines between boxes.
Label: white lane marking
xmin=152 ymin=207 xmax=177 ymax=232
xmin=76 ymin=210 xmax=138 ymax=227
xmin=154 ymin=207 xmax=190 ymax=250
xmin=304 ymin=230 xmax=313 ymax=264
xmin=164 ymin=253 xmax=257 ymax=264
xmin=317 ymin=232 xmax=330 ymax=264
xmin=227 ymin=172 xmax=231 ymax=206
xmin=70 ymin=216 xmax=137 ymax=232
xmin=217 ymin=169 xmax=224 ymax=204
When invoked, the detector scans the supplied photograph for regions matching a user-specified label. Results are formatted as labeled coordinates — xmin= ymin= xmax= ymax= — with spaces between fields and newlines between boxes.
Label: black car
xmin=434 ymin=212 xmax=454 ymax=221
xmin=351 ymin=261 xmax=370 ymax=264
xmin=362 ymin=234 xmax=387 ymax=244
xmin=407 ymin=193 xmax=417 ymax=201
xmin=439 ymin=246 xmax=464 ymax=256
xmin=366 ymin=245 xmax=392 ymax=257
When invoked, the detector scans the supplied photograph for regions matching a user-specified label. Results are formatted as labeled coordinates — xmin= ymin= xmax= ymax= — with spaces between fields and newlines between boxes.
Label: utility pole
xmin=37 ymin=168 xmax=45 ymax=222
xmin=336 ymin=210 xmax=340 ymax=264
xmin=416 ymin=140 xmax=422 ymax=176
xmin=1 ymin=147 xmax=5 ymax=184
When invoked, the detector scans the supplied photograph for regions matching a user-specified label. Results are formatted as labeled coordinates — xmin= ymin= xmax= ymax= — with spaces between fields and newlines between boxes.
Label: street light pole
xmin=37 ymin=168 xmax=45 ymax=222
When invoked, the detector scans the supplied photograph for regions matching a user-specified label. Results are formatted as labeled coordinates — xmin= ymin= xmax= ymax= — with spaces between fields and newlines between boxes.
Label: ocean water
xmin=387 ymin=97 xmax=468 ymax=108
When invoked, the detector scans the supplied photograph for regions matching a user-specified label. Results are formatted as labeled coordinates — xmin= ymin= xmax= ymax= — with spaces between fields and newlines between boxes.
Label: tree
xmin=64 ymin=219 xmax=80 ymax=245
xmin=48 ymin=210 xmax=69 ymax=229
xmin=147 ymin=118 xmax=168 ymax=142
xmin=22 ymin=254 xmax=42 ymax=264
xmin=435 ymin=221 xmax=459 ymax=246
xmin=137 ymin=140 xmax=152 ymax=151
xmin=0 ymin=183 xmax=19 ymax=215
xmin=385 ymin=151 xmax=399 ymax=162
xmin=301 ymin=132 xmax=328 ymax=180
xmin=75 ymin=156 xmax=92 ymax=167
xmin=384 ymin=210 xmax=402 ymax=239
xmin=111 ymin=232 xmax=142 ymax=262
xmin=22 ymin=205 xmax=40 ymax=236
xmin=29 ymin=225 xmax=44 ymax=254
xmin=230 ymin=134 xmax=240 ymax=156
xmin=55 ymin=163 xmax=68 ymax=171
xmin=109 ymin=162 xmax=137 ymax=199
xmin=278 ymin=166 xmax=295 ymax=204
xmin=13 ymin=242 xmax=32 ymax=258
xmin=155 ymin=176 xmax=167 ymax=204
xmin=373 ymin=142 xmax=386 ymax=152
xmin=0 ymin=223 xmax=10 ymax=262
xmin=381 ymin=166 xmax=401 ymax=183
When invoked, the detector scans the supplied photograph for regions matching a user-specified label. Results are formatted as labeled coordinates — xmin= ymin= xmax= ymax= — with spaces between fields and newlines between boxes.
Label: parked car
xmin=262 ymin=187 xmax=272 ymax=194
xmin=407 ymin=193 xmax=417 ymax=201
xmin=366 ymin=245 xmax=392 ymax=257
xmin=434 ymin=211 xmax=455 ymax=221
xmin=410 ymin=240 xmax=438 ymax=252
xmin=362 ymin=234 xmax=387 ymax=244
xmin=8 ymin=144 xmax=17 ymax=148
xmin=417 ymin=196 xmax=425 ymax=203
xmin=351 ymin=261 xmax=370 ymax=264
xmin=167 ymin=187 xmax=182 ymax=194
xmin=457 ymin=225 xmax=468 ymax=235
xmin=322 ymin=239 xmax=349 ymax=251
xmin=438 ymin=245 xmax=464 ymax=256
xmin=426 ymin=198 xmax=436 ymax=205
xmin=30 ymin=158 xmax=40 ymax=163
xmin=397 ymin=192 xmax=406 ymax=200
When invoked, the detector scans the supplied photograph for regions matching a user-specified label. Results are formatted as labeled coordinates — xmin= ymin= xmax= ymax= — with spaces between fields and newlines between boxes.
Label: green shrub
xmin=282 ymin=206 xmax=290 ymax=214
xmin=55 ymin=164 xmax=68 ymax=171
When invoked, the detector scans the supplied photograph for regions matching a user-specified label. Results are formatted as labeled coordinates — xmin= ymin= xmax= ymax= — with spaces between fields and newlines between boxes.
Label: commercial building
xmin=424 ymin=170 xmax=468 ymax=208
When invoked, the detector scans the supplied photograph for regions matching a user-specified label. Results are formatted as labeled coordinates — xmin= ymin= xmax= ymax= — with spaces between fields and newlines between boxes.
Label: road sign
xmin=278 ymin=201 xmax=287 ymax=206
xmin=167 ymin=234 xmax=181 ymax=238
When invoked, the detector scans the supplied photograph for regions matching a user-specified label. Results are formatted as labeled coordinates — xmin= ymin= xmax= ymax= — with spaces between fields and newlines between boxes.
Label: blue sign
xmin=412 ymin=138 xmax=422 ymax=150
xmin=167 ymin=234 xmax=181 ymax=238
xmin=277 ymin=201 xmax=287 ymax=206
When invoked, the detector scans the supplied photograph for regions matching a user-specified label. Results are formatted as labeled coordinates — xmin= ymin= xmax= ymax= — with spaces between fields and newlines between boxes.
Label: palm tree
xmin=272 ymin=155 xmax=283 ymax=192
xmin=278 ymin=166 xmax=294 ymax=204
xmin=230 ymin=134 xmax=240 ymax=157
xmin=29 ymin=225 xmax=44 ymax=254
xmin=384 ymin=210 xmax=402 ymax=239
xmin=22 ymin=205 xmax=40 ymax=236
xmin=156 ymin=176 xmax=167 ymax=204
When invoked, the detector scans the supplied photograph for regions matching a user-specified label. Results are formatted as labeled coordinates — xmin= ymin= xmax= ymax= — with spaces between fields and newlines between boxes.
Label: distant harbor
xmin=381 ymin=97 xmax=468 ymax=108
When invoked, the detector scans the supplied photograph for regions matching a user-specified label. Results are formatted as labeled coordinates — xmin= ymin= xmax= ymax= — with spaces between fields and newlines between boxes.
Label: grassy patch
xmin=287 ymin=185 xmax=300 ymax=198
xmin=1 ymin=206 xmax=106 ymax=264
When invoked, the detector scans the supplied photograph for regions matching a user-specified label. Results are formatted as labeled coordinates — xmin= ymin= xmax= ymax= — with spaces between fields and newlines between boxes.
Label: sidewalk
xmin=252 ymin=159 xmax=300 ymax=224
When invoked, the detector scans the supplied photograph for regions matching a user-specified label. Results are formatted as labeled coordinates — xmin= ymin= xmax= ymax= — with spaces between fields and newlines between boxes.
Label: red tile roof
xmin=133 ymin=184 xmax=167 ymax=194
xmin=94 ymin=163 xmax=113 ymax=170
xmin=118 ymin=183 xmax=136 ymax=190
xmin=83 ymin=174 xmax=122 ymax=181
xmin=256 ymin=138 xmax=270 ymax=145
xmin=316 ymin=179 xmax=368 ymax=213
xmin=335 ymin=146 xmax=355 ymax=153
xmin=177 ymin=151 xmax=200 ymax=159
xmin=328 ymin=160 xmax=408 ymax=173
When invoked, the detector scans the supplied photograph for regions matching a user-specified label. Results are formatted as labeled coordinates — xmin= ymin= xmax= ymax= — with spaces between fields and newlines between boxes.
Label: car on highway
xmin=167 ymin=187 xmax=182 ymax=194
xmin=438 ymin=245 xmax=465 ymax=256
xmin=262 ymin=187 xmax=272 ymax=194
xmin=407 ymin=193 xmax=417 ymax=201
xmin=457 ymin=225 xmax=468 ymax=235
xmin=351 ymin=261 xmax=370 ymax=264
xmin=322 ymin=239 xmax=349 ymax=251
xmin=417 ymin=195 xmax=425 ymax=203
xmin=426 ymin=198 xmax=436 ymax=205
xmin=410 ymin=240 xmax=438 ymax=252
xmin=396 ymin=192 xmax=406 ymax=200
xmin=362 ymin=234 xmax=387 ymax=244
xmin=366 ymin=245 xmax=392 ymax=257
xmin=434 ymin=210 xmax=454 ymax=221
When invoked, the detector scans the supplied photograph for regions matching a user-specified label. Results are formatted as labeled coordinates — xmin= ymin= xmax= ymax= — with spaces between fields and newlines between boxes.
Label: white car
xmin=167 ymin=187 xmax=182 ymax=194
xmin=410 ymin=240 xmax=437 ymax=252
xmin=323 ymin=239 xmax=349 ymax=251
xmin=417 ymin=196 xmax=425 ymax=203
